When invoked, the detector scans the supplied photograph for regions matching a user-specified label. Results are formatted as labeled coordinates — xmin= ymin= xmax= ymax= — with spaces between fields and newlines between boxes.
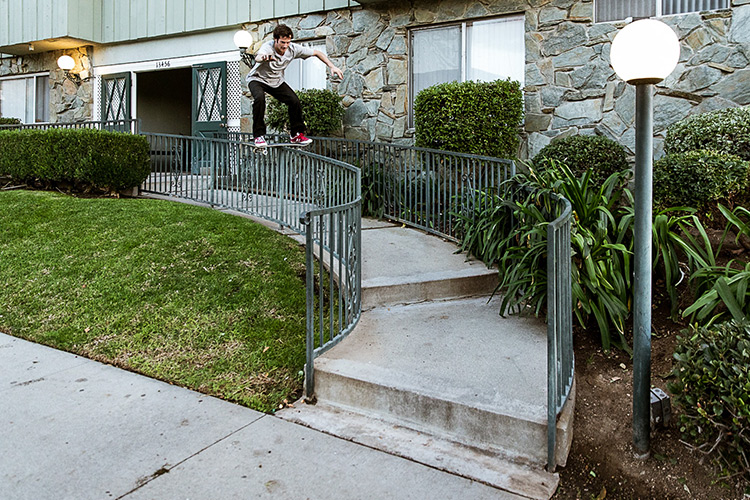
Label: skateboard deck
xmin=252 ymin=142 xmax=312 ymax=154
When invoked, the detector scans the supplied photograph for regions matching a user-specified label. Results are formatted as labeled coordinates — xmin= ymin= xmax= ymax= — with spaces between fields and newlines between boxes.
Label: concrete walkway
xmin=1 ymin=332 xmax=523 ymax=499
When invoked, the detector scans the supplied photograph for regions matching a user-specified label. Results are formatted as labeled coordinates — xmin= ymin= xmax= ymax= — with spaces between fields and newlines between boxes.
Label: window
xmin=596 ymin=0 xmax=729 ymax=22
xmin=286 ymin=40 xmax=328 ymax=91
xmin=409 ymin=15 xmax=525 ymax=123
xmin=0 ymin=73 xmax=49 ymax=123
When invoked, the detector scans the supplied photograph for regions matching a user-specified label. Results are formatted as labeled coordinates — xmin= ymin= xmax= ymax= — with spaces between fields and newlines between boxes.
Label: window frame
xmin=0 ymin=72 xmax=50 ymax=124
xmin=408 ymin=15 xmax=525 ymax=127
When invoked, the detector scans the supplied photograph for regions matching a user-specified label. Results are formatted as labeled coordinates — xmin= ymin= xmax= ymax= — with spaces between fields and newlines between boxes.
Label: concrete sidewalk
xmin=0 ymin=332 xmax=520 ymax=500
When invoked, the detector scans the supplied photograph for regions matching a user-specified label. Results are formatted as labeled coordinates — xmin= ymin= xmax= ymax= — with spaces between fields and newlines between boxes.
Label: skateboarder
xmin=247 ymin=24 xmax=344 ymax=148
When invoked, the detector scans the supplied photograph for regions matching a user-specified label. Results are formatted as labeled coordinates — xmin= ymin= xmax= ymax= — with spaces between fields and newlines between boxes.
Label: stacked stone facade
xmin=525 ymin=0 xmax=750 ymax=158
xmin=3 ymin=0 xmax=747 ymax=160
xmin=240 ymin=0 xmax=750 ymax=158
xmin=0 ymin=47 xmax=94 ymax=123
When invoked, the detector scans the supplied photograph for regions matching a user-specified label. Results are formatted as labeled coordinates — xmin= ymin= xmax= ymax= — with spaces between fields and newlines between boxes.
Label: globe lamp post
xmin=233 ymin=30 xmax=256 ymax=67
xmin=610 ymin=18 xmax=680 ymax=458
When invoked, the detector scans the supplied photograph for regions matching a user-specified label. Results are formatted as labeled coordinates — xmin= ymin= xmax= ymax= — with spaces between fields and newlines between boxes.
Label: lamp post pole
xmin=609 ymin=17 xmax=680 ymax=459
xmin=632 ymin=83 xmax=654 ymax=457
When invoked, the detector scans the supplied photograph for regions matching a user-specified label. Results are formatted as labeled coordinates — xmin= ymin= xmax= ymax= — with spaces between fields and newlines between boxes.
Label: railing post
xmin=301 ymin=211 xmax=316 ymax=402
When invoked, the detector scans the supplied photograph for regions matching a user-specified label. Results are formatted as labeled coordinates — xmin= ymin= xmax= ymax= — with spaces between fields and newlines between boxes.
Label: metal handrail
xmin=139 ymin=132 xmax=361 ymax=399
xmin=0 ymin=119 xmax=139 ymax=134
xmin=7 ymin=121 xmax=571 ymax=470
xmin=546 ymin=194 xmax=574 ymax=472
xmin=308 ymin=136 xmax=573 ymax=471
xmin=308 ymin=136 xmax=516 ymax=242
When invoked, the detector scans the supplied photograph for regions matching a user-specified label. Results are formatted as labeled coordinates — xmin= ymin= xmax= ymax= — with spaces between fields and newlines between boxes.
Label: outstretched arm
xmin=313 ymin=50 xmax=343 ymax=80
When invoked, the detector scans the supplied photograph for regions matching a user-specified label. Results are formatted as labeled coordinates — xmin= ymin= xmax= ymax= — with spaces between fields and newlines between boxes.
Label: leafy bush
xmin=0 ymin=128 xmax=150 ymax=192
xmin=668 ymin=320 xmax=750 ymax=481
xmin=532 ymin=135 xmax=629 ymax=189
xmin=414 ymin=79 xmax=523 ymax=159
xmin=459 ymin=161 xmax=635 ymax=350
xmin=665 ymin=106 xmax=750 ymax=161
xmin=0 ymin=117 xmax=21 ymax=125
xmin=266 ymin=88 xmax=344 ymax=137
xmin=653 ymin=150 xmax=750 ymax=211
xmin=683 ymin=205 xmax=750 ymax=326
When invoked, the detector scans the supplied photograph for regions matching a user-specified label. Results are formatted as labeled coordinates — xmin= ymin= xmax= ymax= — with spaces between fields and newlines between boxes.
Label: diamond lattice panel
xmin=227 ymin=61 xmax=242 ymax=121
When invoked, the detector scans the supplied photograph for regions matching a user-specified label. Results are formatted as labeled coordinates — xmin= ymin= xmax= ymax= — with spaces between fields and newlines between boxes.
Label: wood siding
xmin=1 ymin=0 xmax=357 ymax=47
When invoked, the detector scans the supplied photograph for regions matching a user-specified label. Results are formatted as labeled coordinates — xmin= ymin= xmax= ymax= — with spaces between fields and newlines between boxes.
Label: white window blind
xmin=410 ymin=15 xmax=525 ymax=123
xmin=0 ymin=74 xmax=49 ymax=123
xmin=286 ymin=40 xmax=328 ymax=91
xmin=596 ymin=0 xmax=729 ymax=22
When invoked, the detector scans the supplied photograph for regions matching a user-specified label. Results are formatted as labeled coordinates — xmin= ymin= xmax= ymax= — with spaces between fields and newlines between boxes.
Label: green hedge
xmin=0 ymin=128 xmax=151 ymax=192
xmin=414 ymin=79 xmax=523 ymax=159
xmin=0 ymin=117 xmax=21 ymax=125
xmin=653 ymin=150 xmax=750 ymax=210
xmin=668 ymin=320 xmax=750 ymax=481
xmin=532 ymin=135 xmax=629 ymax=188
xmin=665 ymin=106 xmax=750 ymax=161
xmin=267 ymin=88 xmax=344 ymax=137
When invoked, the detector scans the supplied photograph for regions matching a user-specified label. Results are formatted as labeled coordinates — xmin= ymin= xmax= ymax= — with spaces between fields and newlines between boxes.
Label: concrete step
xmin=361 ymin=220 xmax=498 ymax=308
xmin=283 ymin=296 xmax=574 ymax=498
xmin=279 ymin=402 xmax=558 ymax=500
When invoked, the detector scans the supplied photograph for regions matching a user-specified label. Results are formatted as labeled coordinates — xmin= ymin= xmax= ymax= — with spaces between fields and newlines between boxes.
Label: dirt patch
xmin=554 ymin=303 xmax=748 ymax=499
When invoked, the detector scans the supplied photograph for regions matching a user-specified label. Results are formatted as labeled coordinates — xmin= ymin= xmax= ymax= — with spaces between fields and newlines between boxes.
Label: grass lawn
xmin=0 ymin=190 xmax=308 ymax=412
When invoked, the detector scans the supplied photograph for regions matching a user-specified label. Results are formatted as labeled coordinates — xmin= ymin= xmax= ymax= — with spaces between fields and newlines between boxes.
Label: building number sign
xmin=156 ymin=60 xmax=171 ymax=69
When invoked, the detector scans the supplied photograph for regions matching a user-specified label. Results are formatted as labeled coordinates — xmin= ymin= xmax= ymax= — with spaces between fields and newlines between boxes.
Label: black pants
xmin=248 ymin=80 xmax=305 ymax=138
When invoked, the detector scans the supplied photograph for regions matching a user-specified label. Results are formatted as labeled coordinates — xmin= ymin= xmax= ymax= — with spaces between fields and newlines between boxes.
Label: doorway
xmin=136 ymin=68 xmax=191 ymax=135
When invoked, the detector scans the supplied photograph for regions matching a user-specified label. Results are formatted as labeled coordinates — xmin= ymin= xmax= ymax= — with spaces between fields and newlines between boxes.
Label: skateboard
xmin=252 ymin=141 xmax=312 ymax=155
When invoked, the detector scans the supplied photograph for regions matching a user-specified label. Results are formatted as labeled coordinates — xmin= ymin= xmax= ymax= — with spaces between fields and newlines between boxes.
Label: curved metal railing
xmin=10 ymin=121 xmax=571 ymax=470
xmin=546 ymin=194 xmax=574 ymax=472
xmin=140 ymin=132 xmax=361 ymax=398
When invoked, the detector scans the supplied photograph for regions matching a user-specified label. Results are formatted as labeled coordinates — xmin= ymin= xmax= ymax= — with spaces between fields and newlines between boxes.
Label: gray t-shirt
xmin=246 ymin=40 xmax=315 ymax=88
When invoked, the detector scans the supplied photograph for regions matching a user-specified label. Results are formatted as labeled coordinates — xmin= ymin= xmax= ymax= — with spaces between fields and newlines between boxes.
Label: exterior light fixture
xmin=233 ymin=30 xmax=256 ymax=67
xmin=609 ymin=18 xmax=680 ymax=459
xmin=57 ymin=55 xmax=81 ymax=84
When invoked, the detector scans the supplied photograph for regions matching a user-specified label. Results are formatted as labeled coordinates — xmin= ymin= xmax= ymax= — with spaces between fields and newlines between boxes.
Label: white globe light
xmin=610 ymin=19 xmax=680 ymax=85
xmin=233 ymin=30 xmax=253 ymax=49
xmin=57 ymin=55 xmax=75 ymax=71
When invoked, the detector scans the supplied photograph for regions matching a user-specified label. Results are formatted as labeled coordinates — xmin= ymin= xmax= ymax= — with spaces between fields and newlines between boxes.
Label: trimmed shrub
xmin=267 ymin=88 xmax=344 ymax=137
xmin=414 ymin=79 xmax=523 ymax=159
xmin=653 ymin=150 xmax=750 ymax=211
xmin=532 ymin=135 xmax=629 ymax=188
xmin=665 ymin=106 xmax=750 ymax=161
xmin=668 ymin=320 xmax=750 ymax=481
xmin=0 ymin=117 xmax=21 ymax=126
xmin=0 ymin=128 xmax=150 ymax=192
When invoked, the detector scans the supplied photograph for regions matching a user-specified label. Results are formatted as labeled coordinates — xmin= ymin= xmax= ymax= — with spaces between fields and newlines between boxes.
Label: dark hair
xmin=273 ymin=24 xmax=293 ymax=40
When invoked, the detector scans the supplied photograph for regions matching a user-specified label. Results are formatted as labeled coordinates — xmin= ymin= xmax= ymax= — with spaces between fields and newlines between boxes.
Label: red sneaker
xmin=290 ymin=132 xmax=312 ymax=145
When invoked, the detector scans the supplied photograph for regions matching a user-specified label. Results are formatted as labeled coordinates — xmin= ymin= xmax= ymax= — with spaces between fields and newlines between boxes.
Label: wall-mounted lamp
xmin=609 ymin=18 xmax=680 ymax=459
xmin=233 ymin=30 xmax=256 ymax=68
xmin=57 ymin=55 xmax=82 ymax=84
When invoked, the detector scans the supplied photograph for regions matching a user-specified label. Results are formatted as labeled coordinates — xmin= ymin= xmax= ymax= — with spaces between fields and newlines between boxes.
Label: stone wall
xmin=0 ymin=46 xmax=94 ymax=123
xmin=525 ymin=0 xmax=750 ymax=159
xmin=240 ymin=0 xmax=750 ymax=159
xmin=239 ymin=1 xmax=531 ymax=144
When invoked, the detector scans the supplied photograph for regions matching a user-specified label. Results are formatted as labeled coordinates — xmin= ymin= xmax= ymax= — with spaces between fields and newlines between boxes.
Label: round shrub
xmin=668 ymin=320 xmax=750 ymax=481
xmin=532 ymin=135 xmax=629 ymax=188
xmin=267 ymin=88 xmax=344 ymax=137
xmin=414 ymin=79 xmax=523 ymax=159
xmin=653 ymin=150 xmax=750 ymax=210
xmin=665 ymin=106 xmax=750 ymax=161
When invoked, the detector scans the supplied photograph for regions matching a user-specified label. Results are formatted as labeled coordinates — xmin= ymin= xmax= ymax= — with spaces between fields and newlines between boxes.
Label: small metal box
xmin=650 ymin=387 xmax=671 ymax=429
